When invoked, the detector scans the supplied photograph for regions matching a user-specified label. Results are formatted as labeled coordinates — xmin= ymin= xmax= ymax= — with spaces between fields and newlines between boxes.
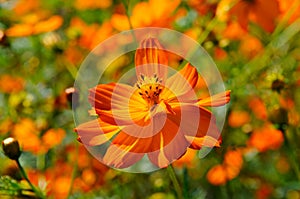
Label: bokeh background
xmin=1 ymin=0 xmax=300 ymax=198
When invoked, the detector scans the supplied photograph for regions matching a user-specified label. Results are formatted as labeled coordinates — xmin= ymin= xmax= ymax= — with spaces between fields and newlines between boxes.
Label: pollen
xmin=135 ymin=74 xmax=164 ymax=106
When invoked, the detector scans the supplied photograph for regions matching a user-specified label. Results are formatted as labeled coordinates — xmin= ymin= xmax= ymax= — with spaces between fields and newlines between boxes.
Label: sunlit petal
xmin=103 ymin=144 xmax=145 ymax=168
xmin=75 ymin=119 xmax=120 ymax=146
xmin=198 ymin=90 xmax=231 ymax=107
xmin=147 ymin=125 xmax=189 ymax=168
xmin=186 ymin=135 xmax=221 ymax=149
xmin=89 ymin=83 xmax=149 ymax=125
xmin=135 ymin=37 xmax=168 ymax=81
xmin=162 ymin=63 xmax=198 ymax=103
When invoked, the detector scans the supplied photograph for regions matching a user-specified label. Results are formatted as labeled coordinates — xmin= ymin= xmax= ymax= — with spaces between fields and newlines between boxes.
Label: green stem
xmin=197 ymin=17 xmax=219 ymax=45
xmin=121 ymin=0 xmax=137 ymax=43
xmin=67 ymin=140 xmax=79 ymax=198
xmin=284 ymin=129 xmax=300 ymax=180
xmin=167 ymin=165 xmax=183 ymax=199
xmin=65 ymin=62 xmax=78 ymax=80
xmin=182 ymin=166 xmax=189 ymax=199
xmin=272 ymin=0 xmax=300 ymax=37
xmin=16 ymin=159 xmax=45 ymax=199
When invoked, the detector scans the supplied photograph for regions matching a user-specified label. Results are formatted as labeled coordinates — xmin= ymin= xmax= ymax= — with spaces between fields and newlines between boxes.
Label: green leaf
xmin=0 ymin=176 xmax=36 ymax=198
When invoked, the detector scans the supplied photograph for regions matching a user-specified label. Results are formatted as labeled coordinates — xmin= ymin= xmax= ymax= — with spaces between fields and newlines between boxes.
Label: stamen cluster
xmin=136 ymin=74 xmax=164 ymax=106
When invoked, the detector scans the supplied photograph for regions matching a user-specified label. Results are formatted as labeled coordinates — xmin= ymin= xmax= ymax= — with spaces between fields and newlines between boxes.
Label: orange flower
xmin=248 ymin=97 xmax=267 ymax=120
xmin=0 ymin=119 xmax=13 ymax=135
xmin=13 ymin=0 xmax=40 ymax=15
xmin=228 ymin=110 xmax=250 ymax=127
xmin=75 ymin=37 xmax=230 ymax=168
xmin=188 ymin=0 xmax=217 ymax=15
xmin=223 ymin=149 xmax=243 ymax=179
xmin=227 ymin=0 xmax=280 ymax=32
xmin=214 ymin=47 xmax=228 ymax=60
xmin=12 ymin=119 xmax=66 ymax=154
xmin=255 ymin=184 xmax=273 ymax=199
xmin=172 ymin=148 xmax=197 ymax=168
xmin=110 ymin=0 xmax=181 ymax=31
xmin=222 ymin=22 xmax=247 ymax=40
xmin=6 ymin=15 xmax=63 ymax=37
xmin=0 ymin=75 xmax=25 ymax=93
xmin=207 ymin=149 xmax=243 ymax=185
xmin=12 ymin=118 xmax=42 ymax=154
xmin=248 ymin=123 xmax=284 ymax=152
xmin=206 ymin=164 xmax=227 ymax=185
xmin=279 ymin=0 xmax=300 ymax=24
xmin=42 ymin=128 xmax=66 ymax=150
xmin=67 ymin=18 xmax=113 ymax=50
xmin=239 ymin=35 xmax=263 ymax=58
xmin=74 ymin=0 xmax=112 ymax=10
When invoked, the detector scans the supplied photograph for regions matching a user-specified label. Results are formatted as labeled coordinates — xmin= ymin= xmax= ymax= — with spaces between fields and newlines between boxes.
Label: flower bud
xmin=65 ymin=87 xmax=79 ymax=109
xmin=2 ymin=137 xmax=21 ymax=160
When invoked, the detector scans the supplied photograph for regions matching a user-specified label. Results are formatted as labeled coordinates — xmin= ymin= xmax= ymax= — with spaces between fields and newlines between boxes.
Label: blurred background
xmin=0 ymin=0 xmax=300 ymax=198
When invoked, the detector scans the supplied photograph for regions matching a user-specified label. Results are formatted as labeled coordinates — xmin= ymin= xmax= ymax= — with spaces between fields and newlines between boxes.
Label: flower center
xmin=136 ymin=74 xmax=164 ymax=107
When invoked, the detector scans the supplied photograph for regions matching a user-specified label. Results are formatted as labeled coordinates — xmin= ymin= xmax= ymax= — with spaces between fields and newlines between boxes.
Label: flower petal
xmin=230 ymin=1 xmax=250 ymax=30
xmin=186 ymin=135 xmax=221 ymax=150
xmin=147 ymin=125 xmax=189 ymax=168
xmin=166 ymin=104 xmax=221 ymax=146
xmin=89 ymin=83 xmax=149 ymax=125
xmin=135 ymin=37 xmax=168 ymax=81
xmin=75 ymin=119 xmax=120 ymax=146
xmin=198 ymin=90 xmax=231 ymax=107
xmin=161 ymin=63 xmax=198 ymax=103
xmin=103 ymin=144 xmax=144 ymax=168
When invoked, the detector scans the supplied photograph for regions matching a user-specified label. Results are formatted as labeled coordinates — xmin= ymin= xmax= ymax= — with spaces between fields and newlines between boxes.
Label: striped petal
xmin=198 ymin=90 xmax=231 ymax=107
xmin=89 ymin=83 xmax=149 ymax=125
xmin=135 ymin=37 xmax=168 ymax=82
xmin=75 ymin=119 xmax=120 ymax=146
xmin=161 ymin=63 xmax=198 ymax=103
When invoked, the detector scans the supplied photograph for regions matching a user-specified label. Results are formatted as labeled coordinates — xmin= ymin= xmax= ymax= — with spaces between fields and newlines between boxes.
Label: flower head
xmin=75 ymin=37 xmax=230 ymax=169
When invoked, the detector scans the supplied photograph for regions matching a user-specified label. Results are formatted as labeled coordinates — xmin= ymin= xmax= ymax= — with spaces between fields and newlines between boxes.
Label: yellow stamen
xmin=136 ymin=74 xmax=164 ymax=107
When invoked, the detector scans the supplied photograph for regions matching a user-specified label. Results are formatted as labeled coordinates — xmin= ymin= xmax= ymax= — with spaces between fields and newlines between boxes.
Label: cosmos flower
xmin=230 ymin=0 xmax=280 ymax=32
xmin=110 ymin=0 xmax=181 ymax=31
xmin=75 ymin=37 xmax=230 ymax=168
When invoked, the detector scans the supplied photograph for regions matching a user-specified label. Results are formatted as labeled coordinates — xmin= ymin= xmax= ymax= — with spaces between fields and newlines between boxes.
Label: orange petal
xmin=148 ymin=122 xmax=189 ymax=168
xmin=229 ymin=1 xmax=250 ymax=30
xmin=251 ymin=0 xmax=279 ymax=32
xmin=197 ymin=90 xmax=231 ymax=107
xmin=89 ymin=83 xmax=148 ymax=125
xmin=110 ymin=14 xmax=131 ymax=31
xmin=167 ymin=104 xmax=220 ymax=139
xmin=179 ymin=63 xmax=199 ymax=88
xmin=162 ymin=63 xmax=199 ymax=103
xmin=111 ymin=131 xmax=153 ymax=153
xmin=207 ymin=165 xmax=227 ymax=185
xmin=103 ymin=144 xmax=144 ymax=168
xmin=186 ymin=135 xmax=221 ymax=149
xmin=111 ymin=114 xmax=179 ymax=153
xmin=6 ymin=24 xmax=33 ymax=37
xmin=34 ymin=15 xmax=63 ymax=34
xmin=75 ymin=119 xmax=120 ymax=146
xmin=135 ymin=37 xmax=168 ymax=81
xmin=89 ymin=83 xmax=115 ymax=110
